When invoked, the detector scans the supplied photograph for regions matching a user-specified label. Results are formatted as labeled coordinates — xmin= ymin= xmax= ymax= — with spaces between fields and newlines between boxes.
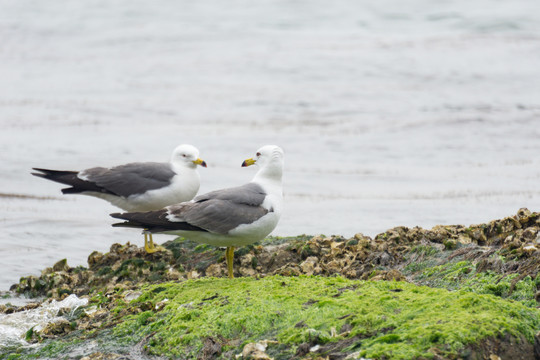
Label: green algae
xmin=412 ymin=260 xmax=540 ymax=307
xmin=108 ymin=276 xmax=540 ymax=359
xmin=4 ymin=218 xmax=540 ymax=360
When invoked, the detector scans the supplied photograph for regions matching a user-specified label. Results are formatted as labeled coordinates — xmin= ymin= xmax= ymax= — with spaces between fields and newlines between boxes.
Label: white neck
xmin=252 ymin=158 xmax=283 ymax=195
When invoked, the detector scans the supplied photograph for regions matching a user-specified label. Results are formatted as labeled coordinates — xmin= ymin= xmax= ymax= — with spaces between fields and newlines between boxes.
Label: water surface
xmin=1 ymin=0 xmax=540 ymax=290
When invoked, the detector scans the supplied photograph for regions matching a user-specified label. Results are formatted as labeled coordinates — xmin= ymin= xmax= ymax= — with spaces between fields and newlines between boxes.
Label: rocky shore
xmin=2 ymin=209 xmax=540 ymax=359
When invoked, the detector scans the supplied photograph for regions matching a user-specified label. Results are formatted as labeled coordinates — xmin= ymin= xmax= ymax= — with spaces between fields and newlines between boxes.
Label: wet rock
xmin=295 ymin=343 xmax=311 ymax=357
xmin=206 ymin=263 xmax=225 ymax=278
xmin=476 ymin=258 xmax=504 ymax=273
xmin=198 ymin=337 xmax=222 ymax=360
xmin=524 ymin=243 xmax=539 ymax=253
xmin=5 ymin=209 xmax=540 ymax=360
xmin=241 ymin=340 xmax=275 ymax=359
xmin=239 ymin=254 xmax=258 ymax=276
xmin=344 ymin=352 xmax=362 ymax=359
xmin=20 ymin=302 xmax=40 ymax=311
xmin=39 ymin=318 xmax=73 ymax=338
xmin=306 ymin=241 xmax=322 ymax=256
xmin=497 ymin=217 xmax=521 ymax=234
xmin=155 ymin=299 xmax=169 ymax=311
xmin=239 ymin=266 xmax=257 ymax=277
xmin=504 ymin=235 xmax=522 ymax=250
xmin=465 ymin=333 xmax=535 ymax=360
xmin=240 ymin=254 xmax=257 ymax=268
xmin=41 ymin=267 xmax=54 ymax=276
xmin=375 ymin=251 xmax=392 ymax=266
xmin=88 ymin=251 xmax=104 ymax=270
xmin=52 ymin=259 xmax=70 ymax=272
xmin=80 ymin=353 xmax=129 ymax=360
xmin=325 ymin=260 xmax=342 ymax=274
xmin=12 ymin=241 xmax=188 ymax=297
xmin=101 ymin=252 xmax=121 ymax=267
xmin=457 ymin=234 xmax=472 ymax=245
xmin=470 ymin=228 xmax=487 ymax=244
xmin=522 ymin=227 xmax=538 ymax=240
xmin=166 ymin=267 xmax=182 ymax=280
xmin=8 ymin=206 xmax=540 ymax=359
xmin=90 ymin=309 xmax=110 ymax=322
xmin=4 ymin=307 xmax=16 ymax=314
xmin=516 ymin=208 xmax=532 ymax=223
xmin=277 ymin=265 xmax=302 ymax=277
xmin=443 ymin=238 xmax=458 ymax=250
xmin=535 ymin=331 xmax=540 ymax=359
xmin=16 ymin=275 xmax=47 ymax=295
xmin=300 ymin=256 xmax=321 ymax=276
xmin=370 ymin=269 xmax=406 ymax=282
xmin=429 ymin=225 xmax=454 ymax=243
xmin=123 ymin=290 xmax=142 ymax=302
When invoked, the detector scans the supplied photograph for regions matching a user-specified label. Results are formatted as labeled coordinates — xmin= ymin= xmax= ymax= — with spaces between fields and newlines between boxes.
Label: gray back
xmin=83 ymin=162 xmax=175 ymax=197
xmin=170 ymin=183 xmax=268 ymax=234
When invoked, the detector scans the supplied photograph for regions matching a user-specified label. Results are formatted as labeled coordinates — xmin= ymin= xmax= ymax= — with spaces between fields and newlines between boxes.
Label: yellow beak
xmin=242 ymin=158 xmax=256 ymax=167
xmin=193 ymin=158 xmax=207 ymax=167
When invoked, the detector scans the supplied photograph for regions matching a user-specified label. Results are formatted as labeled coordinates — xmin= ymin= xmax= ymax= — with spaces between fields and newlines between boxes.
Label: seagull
xmin=111 ymin=145 xmax=284 ymax=278
xmin=32 ymin=144 xmax=207 ymax=253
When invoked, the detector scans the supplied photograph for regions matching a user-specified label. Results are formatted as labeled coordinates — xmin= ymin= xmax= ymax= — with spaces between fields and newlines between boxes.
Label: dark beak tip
xmin=202 ymin=161 xmax=207 ymax=168
xmin=241 ymin=161 xmax=247 ymax=167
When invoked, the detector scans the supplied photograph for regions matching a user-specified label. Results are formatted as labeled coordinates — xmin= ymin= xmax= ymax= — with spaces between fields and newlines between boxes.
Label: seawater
xmin=1 ymin=0 xmax=540 ymax=290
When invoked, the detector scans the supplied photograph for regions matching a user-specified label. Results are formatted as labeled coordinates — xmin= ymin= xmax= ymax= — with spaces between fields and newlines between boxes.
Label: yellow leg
xmin=143 ymin=232 xmax=164 ymax=253
xmin=148 ymin=233 xmax=155 ymax=250
xmin=144 ymin=233 xmax=152 ymax=252
xmin=226 ymin=246 xmax=235 ymax=279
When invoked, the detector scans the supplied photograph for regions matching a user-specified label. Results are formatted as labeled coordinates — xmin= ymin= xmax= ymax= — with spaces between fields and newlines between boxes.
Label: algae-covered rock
xmin=9 ymin=209 xmax=540 ymax=306
xmin=101 ymin=277 xmax=540 ymax=359
xmin=4 ymin=209 xmax=540 ymax=360
xmin=39 ymin=318 xmax=74 ymax=338
xmin=80 ymin=353 xmax=129 ymax=360
xmin=241 ymin=341 xmax=275 ymax=359
xmin=52 ymin=259 xmax=70 ymax=273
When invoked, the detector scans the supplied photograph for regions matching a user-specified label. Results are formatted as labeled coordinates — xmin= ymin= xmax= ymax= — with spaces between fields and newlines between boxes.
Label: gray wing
xmin=81 ymin=162 xmax=175 ymax=197
xmin=169 ymin=183 xmax=269 ymax=234
xmin=193 ymin=182 xmax=266 ymax=205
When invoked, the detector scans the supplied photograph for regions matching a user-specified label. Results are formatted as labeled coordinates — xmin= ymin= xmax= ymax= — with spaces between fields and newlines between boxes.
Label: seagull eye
xmin=256 ymin=152 xmax=261 ymax=157
xmin=182 ymin=154 xmax=187 ymax=157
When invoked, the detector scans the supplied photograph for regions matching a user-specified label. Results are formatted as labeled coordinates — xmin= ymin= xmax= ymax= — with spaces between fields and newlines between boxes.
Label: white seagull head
xmin=242 ymin=145 xmax=284 ymax=182
xmin=171 ymin=144 xmax=207 ymax=169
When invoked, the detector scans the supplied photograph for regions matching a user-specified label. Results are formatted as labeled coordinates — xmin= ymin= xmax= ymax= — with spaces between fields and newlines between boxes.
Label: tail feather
xmin=32 ymin=168 xmax=79 ymax=183
xmin=110 ymin=211 xmax=207 ymax=233
xmin=32 ymin=167 xmax=113 ymax=195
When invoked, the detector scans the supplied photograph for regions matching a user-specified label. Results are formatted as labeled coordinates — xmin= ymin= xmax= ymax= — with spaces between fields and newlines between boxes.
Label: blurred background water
xmin=1 ymin=0 xmax=540 ymax=290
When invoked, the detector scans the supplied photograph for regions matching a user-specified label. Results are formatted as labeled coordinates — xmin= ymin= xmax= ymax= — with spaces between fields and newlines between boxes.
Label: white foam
xmin=0 ymin=294 xmax=88 ymax=347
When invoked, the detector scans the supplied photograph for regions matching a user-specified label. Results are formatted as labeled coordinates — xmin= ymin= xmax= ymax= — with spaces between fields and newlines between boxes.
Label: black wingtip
xmin=31 ymin=168 xmax=47 ymax=177
xmin=111 ymin=221 xmax=144 ymax=228
xmin=110 ymin=212 xmax=124 ymax=219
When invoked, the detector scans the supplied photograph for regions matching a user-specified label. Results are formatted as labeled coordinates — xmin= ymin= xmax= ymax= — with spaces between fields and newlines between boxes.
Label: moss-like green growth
xmin=413 ymin=261 xmax=540 ymax=307
xmin=110 ymin=276 xmax=540 ymax=359
xmin=410 ymin=245 xmax=439 ymax=257
xmin=263 ymin=234 xmax=313 ymax=246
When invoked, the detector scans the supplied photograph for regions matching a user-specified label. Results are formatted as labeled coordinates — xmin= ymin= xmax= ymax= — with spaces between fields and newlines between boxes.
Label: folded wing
xmin=111 ymin=182 xmax=269 ymax=234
